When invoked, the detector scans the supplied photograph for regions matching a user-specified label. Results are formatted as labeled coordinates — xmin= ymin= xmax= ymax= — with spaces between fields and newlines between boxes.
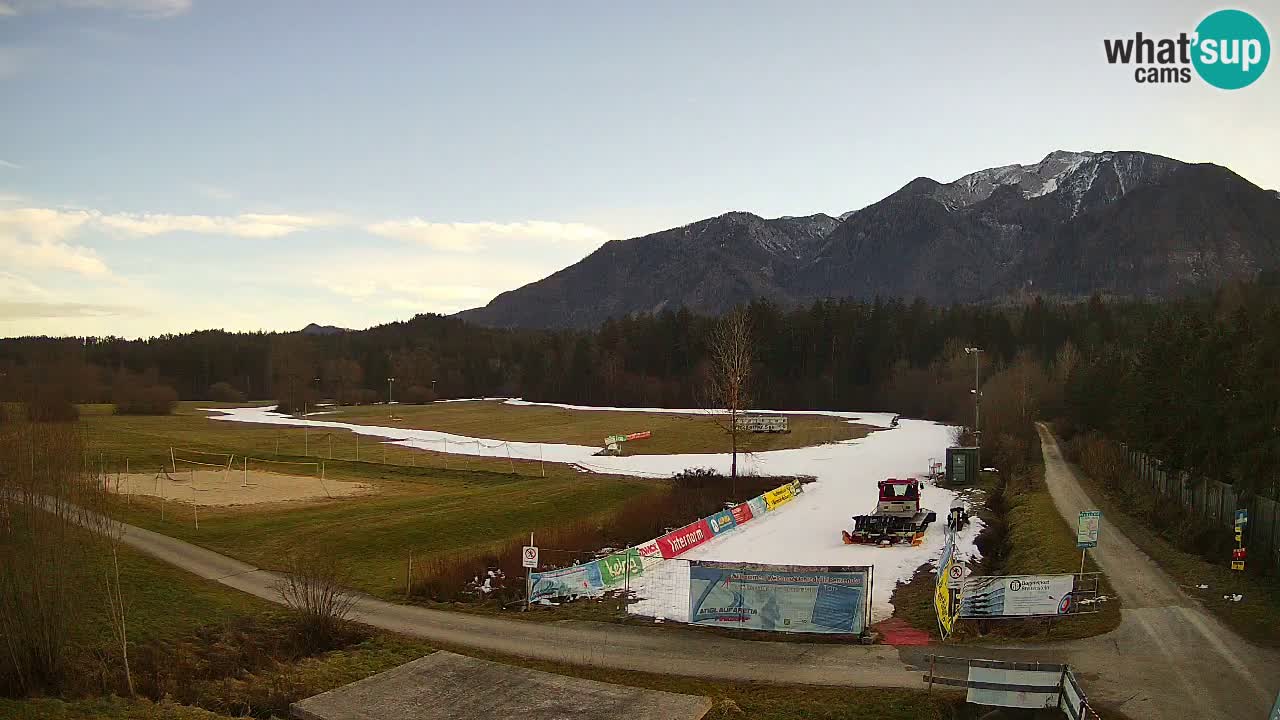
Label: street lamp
xmin=387 ymin=377 xmax=395 ymax=417
xmin=964 ymin=347 xmax=983 ymax=469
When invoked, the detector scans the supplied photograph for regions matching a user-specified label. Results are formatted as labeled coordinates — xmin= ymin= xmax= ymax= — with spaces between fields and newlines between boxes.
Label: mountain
xmin=300 ymin=323 xmax=349 ymax=336
xmin=459 ymin=151 xmax=1280 ymax=328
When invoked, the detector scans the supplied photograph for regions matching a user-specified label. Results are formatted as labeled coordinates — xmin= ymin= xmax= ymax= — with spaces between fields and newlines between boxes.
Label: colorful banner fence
xmin=688 ymin=561 xmax=871 ymax=634
xmin=527 ymin=478 xmax=804 ymax=602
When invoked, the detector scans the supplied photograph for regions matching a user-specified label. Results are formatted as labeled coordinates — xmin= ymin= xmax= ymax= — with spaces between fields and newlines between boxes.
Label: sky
xmin=1 ymin=0 xmax=1276 ymax=339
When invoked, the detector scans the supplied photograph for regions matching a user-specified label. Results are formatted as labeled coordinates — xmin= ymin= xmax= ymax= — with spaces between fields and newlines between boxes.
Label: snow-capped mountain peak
xmin=926 ymin=150 xmax=1183 ymax=215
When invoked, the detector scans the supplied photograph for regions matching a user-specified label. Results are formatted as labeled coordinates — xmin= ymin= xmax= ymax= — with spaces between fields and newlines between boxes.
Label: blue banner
xmin=529 ymin=561 xmax=604 ymax=602
xmin=707 ymin=509 xmax=736 ymax=534
xmin=688 ymin=562 xmax=869 ymax=634
xmin=747 ymin=495 xmax=768 ymax=519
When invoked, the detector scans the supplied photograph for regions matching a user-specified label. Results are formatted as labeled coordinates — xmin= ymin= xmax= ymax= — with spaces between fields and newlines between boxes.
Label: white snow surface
xmin=204 ymin=402 xmax=981 ymax=621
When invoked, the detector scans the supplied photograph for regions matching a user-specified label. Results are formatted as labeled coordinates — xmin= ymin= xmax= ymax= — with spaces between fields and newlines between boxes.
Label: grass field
xmin=324 ymin=399 xmax=874 ymax=454
xmin=79 ymin=403 xmax=662 ymax=599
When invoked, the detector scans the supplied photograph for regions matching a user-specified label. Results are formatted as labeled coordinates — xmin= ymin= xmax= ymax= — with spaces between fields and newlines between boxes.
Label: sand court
xmin=105 ymin=468 xmax=373 ymax=507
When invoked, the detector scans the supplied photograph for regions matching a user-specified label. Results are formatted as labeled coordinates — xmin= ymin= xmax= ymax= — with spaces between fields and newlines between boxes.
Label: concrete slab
xmin=290 ymin=651 xmax=713 ymax=720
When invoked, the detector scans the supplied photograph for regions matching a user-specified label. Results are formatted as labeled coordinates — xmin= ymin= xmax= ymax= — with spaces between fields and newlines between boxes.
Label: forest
xmin=2 ymin=274 xmax=1278 ymax=497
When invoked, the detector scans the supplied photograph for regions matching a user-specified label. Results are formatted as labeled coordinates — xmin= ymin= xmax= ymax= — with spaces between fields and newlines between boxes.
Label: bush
xmin=207 ymin=381 xmax=245 ymax=403
xmin=401 ymin=385 xmax=435 ymax=404
xmin=114 ymin=384 xmax=178 ymax=415
xmin=275 ymin=554 xmax=357 ymax=653
xmin=25 ymin=397 xmax=79 ymax=422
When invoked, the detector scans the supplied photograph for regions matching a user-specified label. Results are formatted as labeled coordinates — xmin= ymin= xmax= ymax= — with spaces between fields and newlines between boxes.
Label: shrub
xmin=401 ymin=385 xmax=435 ymax=404
xmin=25 ymin=397 xmax=79 ymax=422
xmin=114 ymin=384 xmax=178 ymax=415
xmin=275 ymin=553 xmax=357 ymax=653
xmin=207 ymin=381 xmax=245 ymax=403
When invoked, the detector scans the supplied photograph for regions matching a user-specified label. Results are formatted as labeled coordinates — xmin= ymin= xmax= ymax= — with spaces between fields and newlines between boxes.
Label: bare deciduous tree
xmin=274 ymin=553 xmax=357 ymax=651
xmin=703 ymin=308 xmax=753 ymax=492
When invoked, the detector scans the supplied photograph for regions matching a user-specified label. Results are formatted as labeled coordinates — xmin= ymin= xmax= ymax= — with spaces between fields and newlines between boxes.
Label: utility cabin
xmin=734 ymin=414 xmax=789 ymax=433
xmin=945 ymin=446 xmax=979 ymax=485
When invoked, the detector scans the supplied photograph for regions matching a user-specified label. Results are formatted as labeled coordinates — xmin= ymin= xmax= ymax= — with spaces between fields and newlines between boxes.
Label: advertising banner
xmin=730 ymin=502 xmax=754 ymax=526
xmin=1076 ymin=510 xmax=1101 ymax=549
xmin=747 ymin=495 xmax=768 ymax=519
xmin=657 ymin=518 xmax=713 ymax=558
xmin=688 ymin=562 xmax=869 ymax=634
xmin=764 ymin=484 xmax=794 ymax=511
xmin=529 ymin=562 xmax=604 ymax=602
xmin=707 ymin=509 xmax=737 ymax=535
xmin=960 ymin=574 xmax=1075 ymax=618
xmin=934 ymin=523 xmax=963 ymax=637
xmin=636 ymin=539 xmax=662 ymax=558
xmin=597 ymin=548 xmax=643 ymax=587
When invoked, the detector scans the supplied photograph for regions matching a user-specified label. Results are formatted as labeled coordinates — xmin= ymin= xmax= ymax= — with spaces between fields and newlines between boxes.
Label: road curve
xmin=1034 ymin=424 xmax=1280 ymax=720
xmin=114 ymin=520 xmax=919 ymax=687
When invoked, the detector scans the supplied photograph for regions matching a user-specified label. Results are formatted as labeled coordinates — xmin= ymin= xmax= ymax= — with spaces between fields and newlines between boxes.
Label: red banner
xmin=657 ymin=518 xmax=713 ymax=558
xmin=730 ymin=502 xmax=754 ymax=526
xmin=624 ymin=431 xmax=652 ymax=441
xmin=636 ymin=539 xmax=662 ymax=558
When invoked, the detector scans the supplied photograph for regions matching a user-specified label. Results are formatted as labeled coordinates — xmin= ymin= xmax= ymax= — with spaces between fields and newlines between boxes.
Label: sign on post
xmin=1232 ymin=509 xmax=1248 ymax=572
xmin=522 ymin=545 xmax=539 ymax=568
xmin=1076 ymin=511 xmax=1101 ymax=549
xmin=935 ymin=523 xmax=963 ymax=638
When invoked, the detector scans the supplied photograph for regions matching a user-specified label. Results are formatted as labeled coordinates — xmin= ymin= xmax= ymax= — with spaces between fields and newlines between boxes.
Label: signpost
xmin=1076 ymin=510 xmax=1101 ymax=574
xmin=934 ymin=522 xmax=963 ymax=638
xmin=522 ymin=535 xmax=537 ymax=610
xmin=1232 ymin=509 xmax=1248 ymax=572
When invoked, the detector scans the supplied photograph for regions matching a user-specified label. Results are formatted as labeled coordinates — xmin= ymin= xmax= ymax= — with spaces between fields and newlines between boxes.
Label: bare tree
xmin=275 ymin=553 xmax=357 ymax=651
xmin=703 ymin=308 xmax=753 ymax=492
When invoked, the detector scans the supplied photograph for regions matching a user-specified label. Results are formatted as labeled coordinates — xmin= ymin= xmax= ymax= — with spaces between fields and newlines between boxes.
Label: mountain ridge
xmin=458 ymin=150 xmax=1280 ymax=328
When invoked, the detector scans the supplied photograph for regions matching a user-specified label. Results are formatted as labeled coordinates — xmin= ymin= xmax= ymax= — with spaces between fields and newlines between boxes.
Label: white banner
xmin=959 ymin=574 xmax=1075 ymax=618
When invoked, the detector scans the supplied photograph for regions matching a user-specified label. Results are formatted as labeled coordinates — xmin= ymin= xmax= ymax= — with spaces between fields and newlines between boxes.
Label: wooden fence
xmin=1120 ymin=444 xmax=1280 ymax=570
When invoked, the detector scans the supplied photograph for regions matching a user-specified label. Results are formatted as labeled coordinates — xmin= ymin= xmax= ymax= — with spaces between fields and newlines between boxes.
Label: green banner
xmin=598 ymin=548 xmax=643 ymax=586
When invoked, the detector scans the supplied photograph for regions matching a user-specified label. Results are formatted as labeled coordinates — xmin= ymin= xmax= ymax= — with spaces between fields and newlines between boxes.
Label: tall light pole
xmin=387 ymin=377 xmax=395 ymax=417
xmin=964 ymin=347 xmax=983 ymax=468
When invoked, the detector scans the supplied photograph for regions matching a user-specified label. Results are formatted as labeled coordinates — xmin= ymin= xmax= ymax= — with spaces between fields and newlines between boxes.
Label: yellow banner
xmin=764 ymin=484 xmax=794 ymax=511
xmin=935 ymin=554 xmax=961 ymax=636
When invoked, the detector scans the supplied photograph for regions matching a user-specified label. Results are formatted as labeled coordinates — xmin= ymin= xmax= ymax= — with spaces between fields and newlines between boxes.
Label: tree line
xmin=3 ymin=276 xmax=1278 ymax=495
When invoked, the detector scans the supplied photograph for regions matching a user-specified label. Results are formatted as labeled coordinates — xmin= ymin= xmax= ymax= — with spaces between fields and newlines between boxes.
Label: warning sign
xmin=522 ymin=546 xmax=539 ymax=569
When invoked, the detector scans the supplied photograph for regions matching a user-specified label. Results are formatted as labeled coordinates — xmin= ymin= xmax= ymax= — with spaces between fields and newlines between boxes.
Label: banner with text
xmin=529 ymin=562 xmax=604 ymax=602
xmin=688 ymin=561 xmax=870 ymax=634
xmin=959 ymin=574 xmax=1075 ymax=618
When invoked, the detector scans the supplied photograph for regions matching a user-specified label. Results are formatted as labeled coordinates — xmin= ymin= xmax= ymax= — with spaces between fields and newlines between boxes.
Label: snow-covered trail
xmin=204 ymin=401 xmax=981 ymax=619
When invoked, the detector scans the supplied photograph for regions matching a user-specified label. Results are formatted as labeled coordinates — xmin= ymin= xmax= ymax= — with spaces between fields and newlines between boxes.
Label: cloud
xmin=98 ymin=211 xmax=340 ymax=238
xmin=365 ymin=218 xmax=611 ymax=253
xmin=0 ymin=300 xmax=139 ymax=321
xmin=0 ymin=159 xmax=21 ymax=169
xmin=1 ymin=0 xmax=191 ymax=18
xmin=0 ymin=207 xmax=108 ymax=275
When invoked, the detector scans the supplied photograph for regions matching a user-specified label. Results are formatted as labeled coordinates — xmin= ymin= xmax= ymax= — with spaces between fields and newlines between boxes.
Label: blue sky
xmin=1 ymin=0 xmax=1276 ymax=338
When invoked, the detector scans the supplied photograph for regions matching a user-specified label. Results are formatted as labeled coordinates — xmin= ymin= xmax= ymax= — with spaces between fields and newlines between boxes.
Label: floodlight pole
xmin=387 ymin=377 xmax=395 ymax=418
xmin=965 ymin=347 xmax=983 ymax=470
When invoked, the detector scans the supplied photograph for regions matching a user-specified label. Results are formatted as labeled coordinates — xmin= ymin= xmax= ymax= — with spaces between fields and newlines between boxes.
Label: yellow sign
xmin=1231 ymin=560 xmax=1245 ymax=571
xmin=935 ymin=556 xmax=959 ymax=636
xmin=764 ymin=484 xmax=794 ymax=510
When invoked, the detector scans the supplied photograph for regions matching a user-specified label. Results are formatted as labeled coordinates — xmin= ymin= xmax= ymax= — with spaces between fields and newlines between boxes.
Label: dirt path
xmin=113 ymin=520 xmax=920 ymax=687
xmin=1034 ymin=424 xmax=1280 ymax=720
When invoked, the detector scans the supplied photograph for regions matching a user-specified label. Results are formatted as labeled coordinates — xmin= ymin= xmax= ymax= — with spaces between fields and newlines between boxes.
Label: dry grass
xmin=325 ymin=399 xmax=874 ymax=454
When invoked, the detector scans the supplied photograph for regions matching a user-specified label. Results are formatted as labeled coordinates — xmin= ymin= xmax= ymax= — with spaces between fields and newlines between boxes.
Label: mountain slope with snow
xmin=460 ymin=150 xmax=1280 ymax=328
